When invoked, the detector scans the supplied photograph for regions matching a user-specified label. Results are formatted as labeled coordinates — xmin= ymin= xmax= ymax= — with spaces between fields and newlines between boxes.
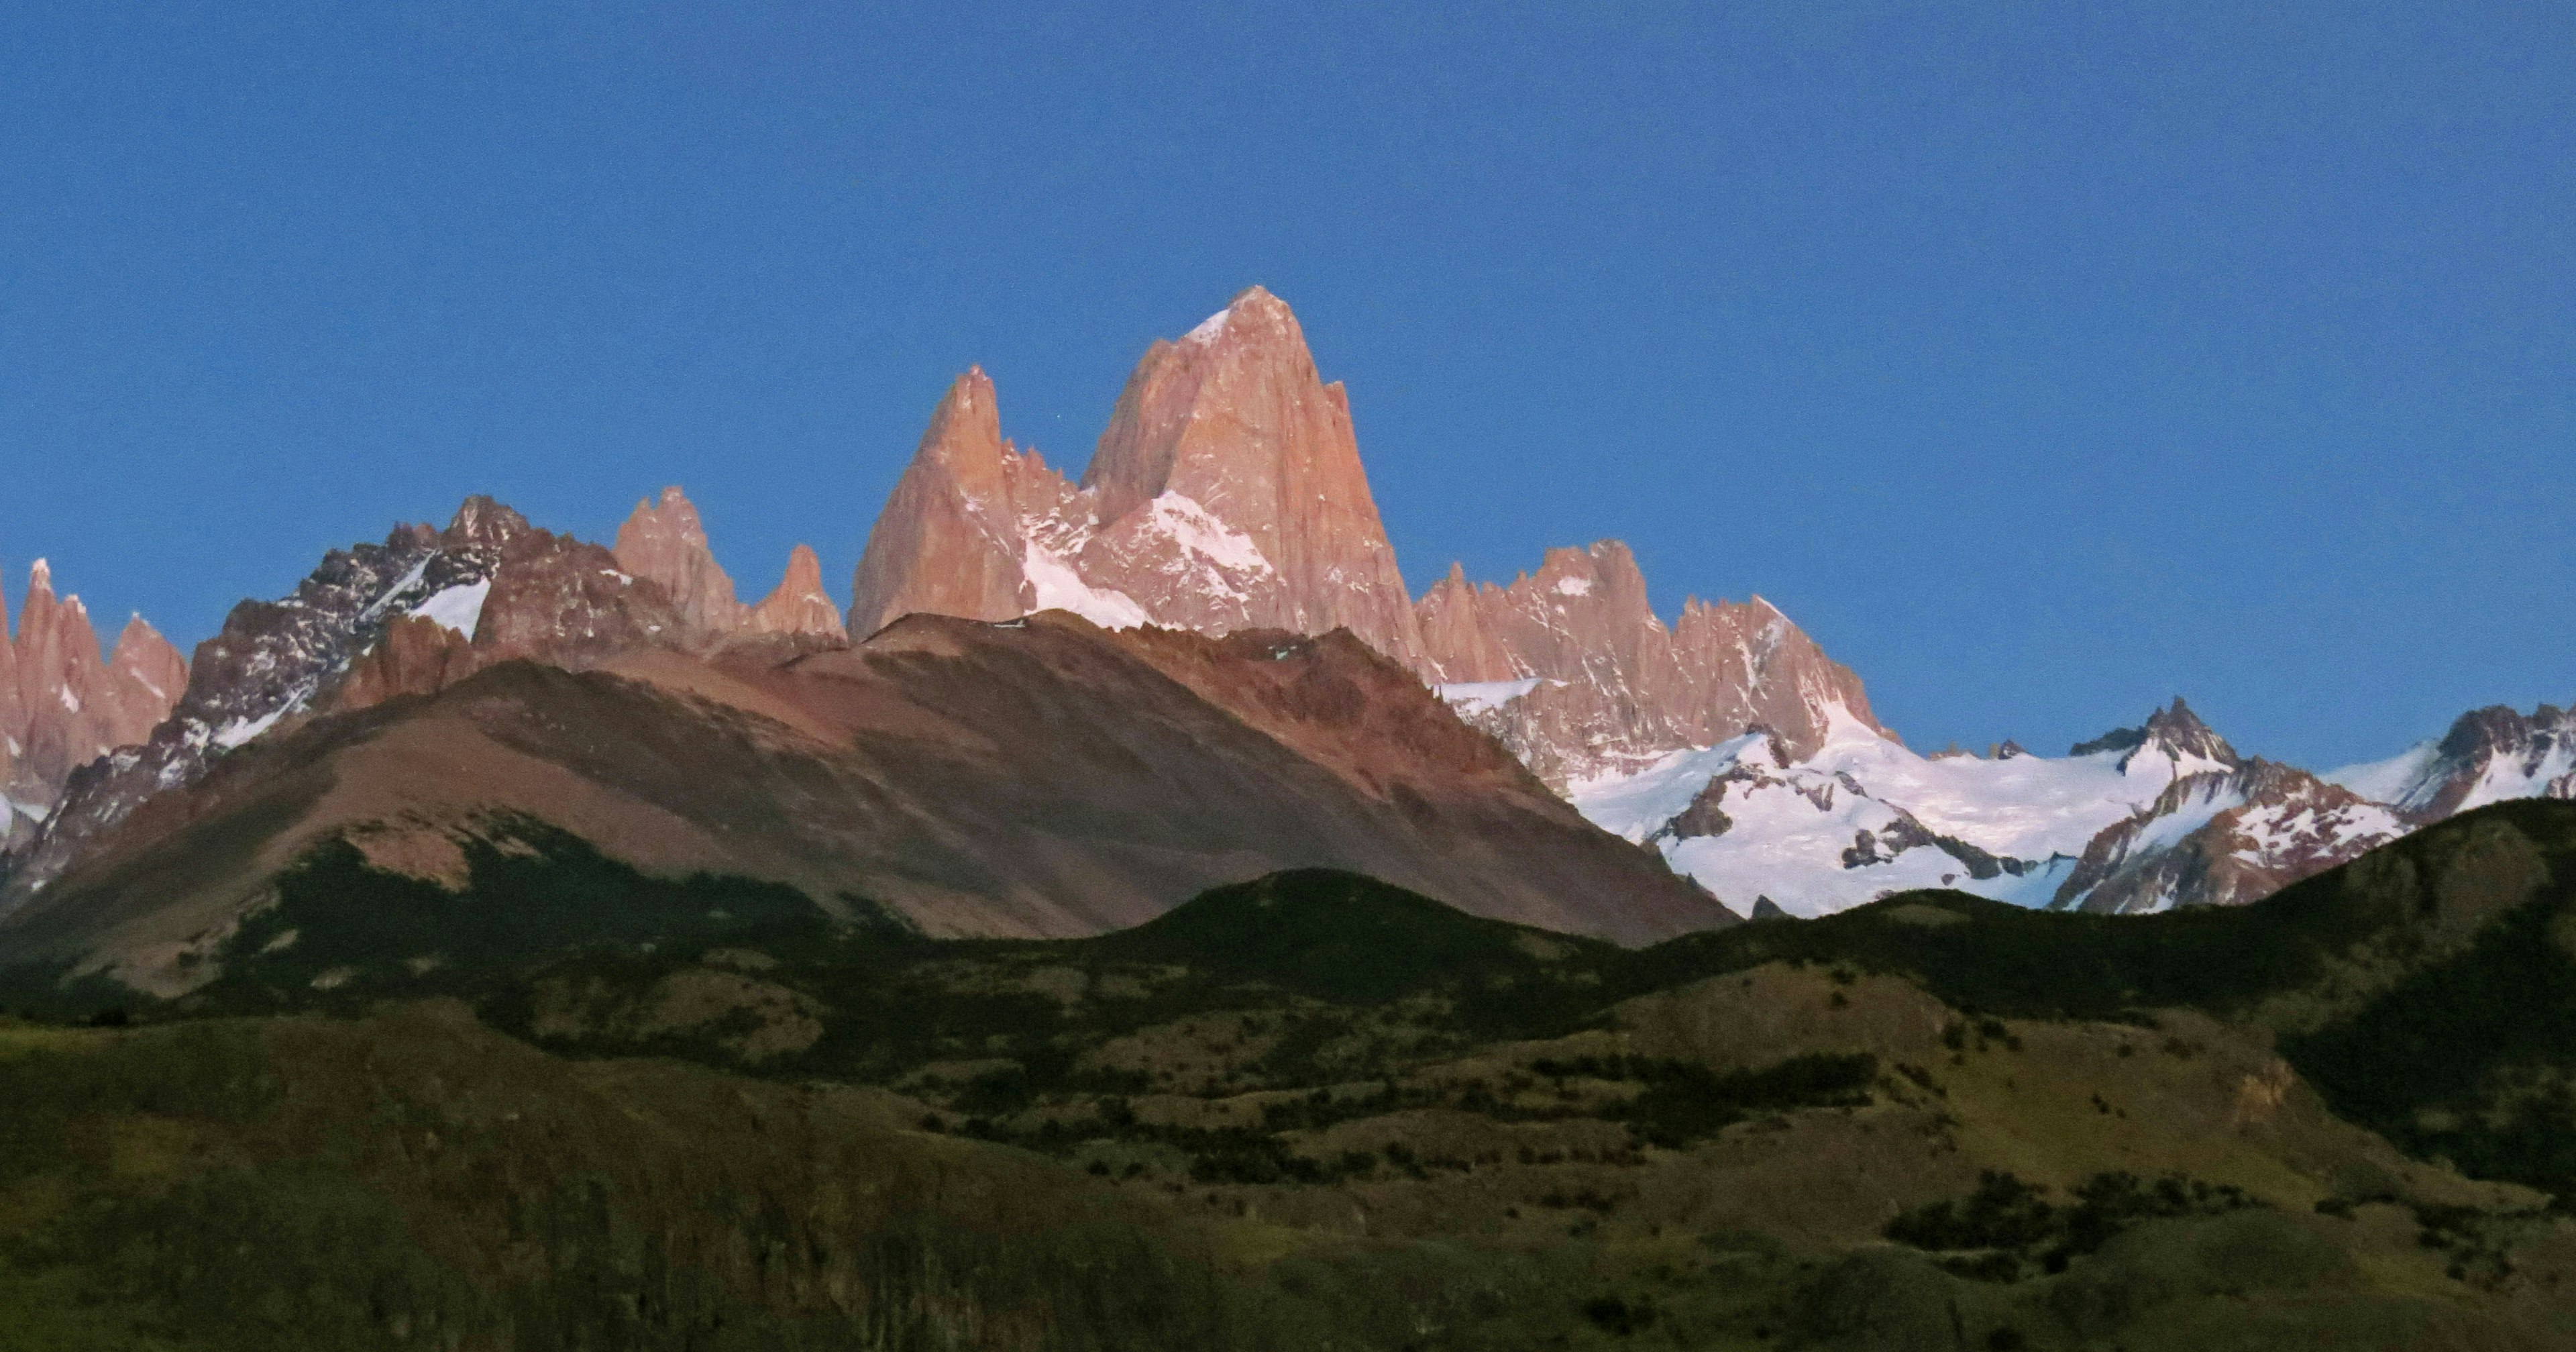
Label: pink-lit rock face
xmin=1076 ymin=287 xmax=1426 ymax=668
xmin=748 ymin=544 xmax=847 ymax=641
xmin=843 ymin=287 xmax=1884 ymax=792
xmin=847 ymin=289 xmax=1426 ymax=667
xmin=0 ymin=559 xmax=187 ymax=841
xmin=614 ymin=486 xmax=747 ymax=641
xmin=847 ymin=367 xmax=1053 ymax=637
xmin=1415 ymin=541 xmax=1888 ymax=787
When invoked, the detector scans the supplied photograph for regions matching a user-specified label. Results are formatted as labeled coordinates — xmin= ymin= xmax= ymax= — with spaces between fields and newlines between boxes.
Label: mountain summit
xmin=849 ymin=290 xmax=1427 ymax=666
xmin=0 ymin=560 xmax=185 ymax=849
xmin=845 ymin=287 xmax=1880 ymax=790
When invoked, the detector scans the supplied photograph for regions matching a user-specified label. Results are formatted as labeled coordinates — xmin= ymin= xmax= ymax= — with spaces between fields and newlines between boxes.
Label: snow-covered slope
xmin=2327 ymin=703 xmax=2576 ymax=821
xmin=1572 ymin=692 xmax=2569 ymax=919
xmin=1569 ymin=705 xmax=2223 ymax=917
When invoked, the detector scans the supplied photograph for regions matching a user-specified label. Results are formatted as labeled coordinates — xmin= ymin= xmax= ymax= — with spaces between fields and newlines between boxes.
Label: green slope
xmin=0 ymin=802 xmax=2572 ymax=1348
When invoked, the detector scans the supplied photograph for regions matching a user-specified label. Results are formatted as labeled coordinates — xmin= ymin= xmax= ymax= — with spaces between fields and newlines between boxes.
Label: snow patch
xmin=2324 ymin=742 xmax=2439 ymax=808
xmin=358 ymin=556 xmax=434 ymax=623
xmin=413 ymin=580 xmax=492 ymax=640
xmin=212 ymin=707 xmax=290 ymax=750
xmin=1022 ymin=544 xmax=1152 ymax=629
xmin=1183 ymin=307 xmax=1230 ymax=344
xmin=1554 ymin=576 xmax=1592 ymax=597
xmin=1140 ymin=493 xmax=1273 ymax=576
xmin=1572 ymin=717 xmax=2215 ymax=917
xmin=1436 ymin=678 xmax=1541 ymax=716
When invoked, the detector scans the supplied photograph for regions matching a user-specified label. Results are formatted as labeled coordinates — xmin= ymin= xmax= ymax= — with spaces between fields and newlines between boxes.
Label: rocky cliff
xmin=0 ymin=561 xmax=186 ymax=851
xmin=849 ymin=291 xmax=1429 ymax=670
xmin=1418 ymin=541 xmax=1887 ymax=786
xmin=845 ymin=289 xmax=1881 ymax=793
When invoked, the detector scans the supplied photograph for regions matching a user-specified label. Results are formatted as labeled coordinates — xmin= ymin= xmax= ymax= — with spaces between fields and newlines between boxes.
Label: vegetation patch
xmin=1886 ymin=1170 xmax=2263 ymax=1281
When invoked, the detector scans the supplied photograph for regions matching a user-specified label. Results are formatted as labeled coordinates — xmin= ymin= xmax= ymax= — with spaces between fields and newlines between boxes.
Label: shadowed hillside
xmin=1 ymin=803 xmax=2573 ymax=1348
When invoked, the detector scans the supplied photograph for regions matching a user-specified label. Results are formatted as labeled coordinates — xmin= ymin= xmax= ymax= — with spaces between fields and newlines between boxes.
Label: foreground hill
xmin=0 ymin=609 xmax=1725 ymax=998
xmin=2 ymin=803 xmax=2573 ymax=1348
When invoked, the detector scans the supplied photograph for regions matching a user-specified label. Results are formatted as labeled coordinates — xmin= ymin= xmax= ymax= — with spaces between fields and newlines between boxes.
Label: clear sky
xmin=1 ymin=2 xmax=2567 ymax=770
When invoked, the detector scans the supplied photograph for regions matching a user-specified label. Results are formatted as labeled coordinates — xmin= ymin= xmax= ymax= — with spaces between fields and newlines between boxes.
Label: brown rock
xmin=474 ymin=527 xmax=685 ymax=667
xmin=747 ymin=544 xmax=847 ymax=641
xmin=336 ymin=614 xmax=479 ymax=711
xmin=0 ymin=576 xmax=22 ymax=798
xmin=1415 ymin=562 xmax=1520 ymax=684
xmin=13 ymin=560 xmax=111 ymax=794
xmin=612 ymin=486 xmax=746 ymax=641
xmin=0 ymin=562 xmax=187 ymax=839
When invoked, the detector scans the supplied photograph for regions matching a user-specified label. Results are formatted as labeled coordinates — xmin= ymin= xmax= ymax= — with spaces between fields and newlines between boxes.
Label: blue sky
xmin=0 ymin=1 xmax=2567 ymax=769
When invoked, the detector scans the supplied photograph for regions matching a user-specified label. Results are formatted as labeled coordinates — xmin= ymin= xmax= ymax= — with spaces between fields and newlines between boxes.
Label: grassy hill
xmin=1 ymin=802 xmax=2573 ymax=1348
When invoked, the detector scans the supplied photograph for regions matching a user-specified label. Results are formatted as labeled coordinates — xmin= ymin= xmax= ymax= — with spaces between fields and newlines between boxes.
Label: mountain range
xmin=0 ymin=286 xmax=2566 ymax=975
xmin=3 ymin=285 xmax=2574 ymax=1349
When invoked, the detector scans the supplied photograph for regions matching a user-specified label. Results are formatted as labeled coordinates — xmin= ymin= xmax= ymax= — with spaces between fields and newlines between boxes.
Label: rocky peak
xmin=5 ymin=501 xmax=515 ymax=900
xmin=1077 ymin=288 xmax=1426 ymax=666
xmin=0 ymin=559 xmax=188 ymax=853
xmin=472 ymin=526 xmax=682 ymax=666
xmin=99 ymin=615 xmax=186 ymax=749
xmin=847 ymin=367 xmax=1040 ymax=638
xmin=2359 ymin=702 xmax=2576 ymax=821
xmin=2139 ymin=697 xmax=2237 ymax=767
xmin=849 ymin=291 xmax=1428 ymax=670
xmin=444 ymin=495 xmax=529 ymax=550
xmin=2058 ymin=757 xmax=2405 ymax=914
xmin=613 ymin=485 xmax=747 ymax=641
xmin=748 ymin=544 xmax=847 ymax=641
xmin=1421 ymin=541 xmax=1886 ymax=787
xmin=2071 ymin=698 xmax=2240 ymax=775
xmin=1415 ymin=562 xmax=1520 ymax=684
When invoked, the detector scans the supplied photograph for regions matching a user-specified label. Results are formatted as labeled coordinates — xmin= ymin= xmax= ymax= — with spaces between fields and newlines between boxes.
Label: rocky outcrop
xmin=2327 ymin=703 xmax=2576 ymax=823
xmin=2059 ymin=759 xmax=2407 ymax=915
xmin=1077 ymin=287 xmax=1425 ymax=666
xmin=0 ymin=562 xmax=187 ymax=850
xmin=2070 ymin=698 xmax=2240 ymax=772
xmin=747 ymin=545 xmax=847 ymax=642
xmin=0 ymin=497 xmax=697 ymax=905
xmin=840 ymin=289 xmax=1882 ymax=796
xmin=847 ymin=368 xmax=1061 ymax=636
xmin=848 ymin=291 xmax=1428 ymax=666
xmin=1420 ymin=541 xmax=1887 ymax=786
xmin=613 ymin=487 xmax=746 ymax=641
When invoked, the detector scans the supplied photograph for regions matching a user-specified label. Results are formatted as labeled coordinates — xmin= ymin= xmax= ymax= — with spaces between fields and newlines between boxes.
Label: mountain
xmin=847 ymin=288 xmax=1884 ymax=802
xmin=2054 ymin=757 xmax=2409 ymax=915
xmin=2328 ymin=702 xmax=2576 ymax=821
xmin=0 ymin=560 xmax=186 ymax=853
xmin=745 ymin=543 xmax=847 ymax=641
xmin=7 ymin=287 xmax=2558 ymax=929
xmin=849 ymin=289 xmax=1426 ymax=668
xmin=1563 ymin=689 xmax=2568 ymax=919
xmin=612 ymin=485 xmax=748 ymax=639
xmin=1419 ymin=542 xmax=1886 ymax=784
xmin=1 ymin=497 xmax=656 ymax=900
xmin=616 ymin=486 xmax=845 ymax=645
xmin=0 ymin=603 xmax=1727 ymax=995
xmin=1570 ymin=698 xmax=2263 ymax=916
